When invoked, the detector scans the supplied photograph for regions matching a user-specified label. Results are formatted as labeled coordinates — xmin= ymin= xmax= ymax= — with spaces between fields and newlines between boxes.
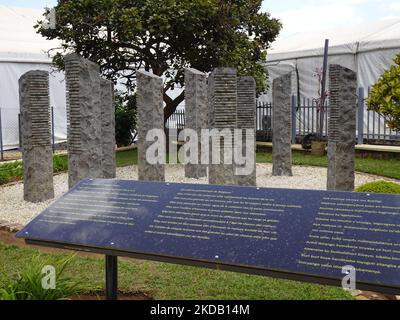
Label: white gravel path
xmin=0 ymin=164 xmax=398 ymax=226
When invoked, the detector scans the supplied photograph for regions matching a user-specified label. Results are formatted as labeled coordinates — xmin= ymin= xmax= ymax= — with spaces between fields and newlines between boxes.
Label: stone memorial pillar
xmin=19 ymin=70 xmax=54 ymax=203
xmin=272 ymin=73 xmax=293 ymax=177
xmin=101 ymin=79 xmax=116 ymax=179
xmin=184 ymin=68 xmax=208 ymax=179
xmin=208 ymin=68 xmax=237 ymax=186
xmin=327 ymin=64 xmax=357 ymax=191
xmin=65 ymin=53 xmax=102 ymax=189
xmin=137 ymin=70 xmax=165 ymax=182
xmin=236 ymin=76 xmax=257 ymax=186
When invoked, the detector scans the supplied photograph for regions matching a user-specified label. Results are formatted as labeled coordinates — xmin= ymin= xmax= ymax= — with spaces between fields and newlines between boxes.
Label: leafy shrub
xmin=115 ymin=94 xmax=137 ymax=147
xmin=355 ymin=181 xmax=400 ymax=194
xmin=0 ymin=154 xmax=68 ymax=186
xmin=0 ymin=161 xmax=23 ymax=185
xmin=0 ymin=255 xmax=81 ymax=300
xmin=0 ymin=171 xmax=7 ymax=185
xmin=367 ymin=53 xmax=400 ymax=131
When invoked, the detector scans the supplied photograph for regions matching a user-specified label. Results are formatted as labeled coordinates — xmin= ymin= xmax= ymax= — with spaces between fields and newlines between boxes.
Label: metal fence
xmin=256 ymin=98 xmax=331 ymax=143
xmin=166 ymin=110 xmax=186 ymax=130
xmin=0 ymin=106 xmax=60 ymax=161
xmin=257 ymin=88 xmax=400 ymax=145
xmin=0 ymin=107 xmax=20 ymax=161
xmin=166 ymin=88 xmax=400 ymax=146
xmin=2 ymin=89 xmax=399 ymax=161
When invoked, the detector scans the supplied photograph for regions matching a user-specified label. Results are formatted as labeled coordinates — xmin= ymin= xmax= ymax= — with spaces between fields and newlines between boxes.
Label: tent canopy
xmin=0 ymin=5 xmax=60 ymax=63
xmin=262 ymin=19 xmax=400 ymax=141
xmin=267 ymin=18 xmax=400 ymax=62
xmin=263 ymin=18 xmax=400 ymax=102
xmin=0 ymin=6 xmax=66 ymax=151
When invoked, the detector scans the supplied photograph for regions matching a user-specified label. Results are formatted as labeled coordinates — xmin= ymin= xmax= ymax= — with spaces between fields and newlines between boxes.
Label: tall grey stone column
xmin=327 ymin=64 xmax=357 ymax=191
xmin=272 ymin=73 xmax=293 ymax=176
xmin=236 ymin=76 xmax=257 ymax=186
xmin=137 ymin=70 xmax=165 ymax=182
xmin=101 ymin=79 xmax=116 ymax=179
xmin=208 ymin=68 xmax=237 ymax=186
xmin=184 ymin=68 xmax=208 ymax=179
xmin=65 ymin=53 xmax=102 ymax=189
xmin=19 ymin=70 xmax=54 ymax=203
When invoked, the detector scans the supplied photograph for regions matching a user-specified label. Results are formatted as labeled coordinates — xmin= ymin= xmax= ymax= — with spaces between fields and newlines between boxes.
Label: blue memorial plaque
xmin=17 ymin=179 xmax=400 ymax=294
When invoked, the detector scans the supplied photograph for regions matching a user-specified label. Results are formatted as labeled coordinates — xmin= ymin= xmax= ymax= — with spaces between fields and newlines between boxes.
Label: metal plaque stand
xmin=105 ymin=255 xmax=118 ymax=300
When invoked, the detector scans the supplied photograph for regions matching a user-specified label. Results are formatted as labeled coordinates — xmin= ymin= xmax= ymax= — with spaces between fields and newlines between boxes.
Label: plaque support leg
xmin=105 ymin=255 xmax=118 ymax=300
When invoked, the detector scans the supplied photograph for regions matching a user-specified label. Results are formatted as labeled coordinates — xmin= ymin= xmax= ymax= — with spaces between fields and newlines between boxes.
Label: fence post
xmin=0 ymin=107 xmax=3 ymax=162
xmin=51 ymin=106 xmax=55 ymax=153
xmin=291 ymin=95 xmax=297 ymax=144
xmin=358 ymin=87 xmax=365 ymax=145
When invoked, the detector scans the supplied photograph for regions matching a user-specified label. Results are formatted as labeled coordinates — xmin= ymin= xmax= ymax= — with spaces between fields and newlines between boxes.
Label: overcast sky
xmin=1 ymin=0 xmax=399 ymax=37
xmin=262 ymin=0 xmax=400 ymax=36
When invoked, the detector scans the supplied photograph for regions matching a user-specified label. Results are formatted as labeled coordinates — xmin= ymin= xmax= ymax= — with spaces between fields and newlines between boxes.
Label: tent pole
xmin=319 ymin=39 xmax=329 ymax=140
xmin=0 ymin=107 xmax=3 ymax=162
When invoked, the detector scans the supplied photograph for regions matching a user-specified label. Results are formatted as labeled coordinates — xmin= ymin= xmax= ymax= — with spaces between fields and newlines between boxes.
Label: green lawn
xmin=0 ymin=148 xmax=399 ymax=186
xmin=116 ymin=149 xmax=138 ymax=167
xmin=0 ymin=243 xmax=353 ymax=300
xmin=256 ymin=152 xmax=400 ymax=180
xmin=118 ymin=149 xmax=400 ymax=180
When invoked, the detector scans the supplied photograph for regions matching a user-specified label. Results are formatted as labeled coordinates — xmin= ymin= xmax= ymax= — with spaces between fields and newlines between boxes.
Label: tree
xmin=36 ymin=0 xmax=281 ymax=121
xmin=367 ymin=53 xmax=400 ymax=131
xmin=115 ymin=94 xmax=137 ymax=147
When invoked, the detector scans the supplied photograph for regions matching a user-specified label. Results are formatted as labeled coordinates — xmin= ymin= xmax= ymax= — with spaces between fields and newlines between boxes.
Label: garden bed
xmin=1 ymin=163 xmax=399 ymax=227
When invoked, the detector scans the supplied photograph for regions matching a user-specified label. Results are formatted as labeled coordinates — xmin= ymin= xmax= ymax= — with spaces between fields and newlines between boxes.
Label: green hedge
xmin=355 ymin=181 xmax=400 ymax=194
xmin=0 ymin=162 xmax=23 ymax=185
xmin=0 ymin=154 xmax=68 ymax=186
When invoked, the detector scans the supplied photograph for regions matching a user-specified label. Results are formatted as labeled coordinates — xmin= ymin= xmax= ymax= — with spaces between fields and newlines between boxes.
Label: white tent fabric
xmin=0 ymin=5 xmax=66 ymax=150
xmin=262 ymin=18 xmax=400 ymax=101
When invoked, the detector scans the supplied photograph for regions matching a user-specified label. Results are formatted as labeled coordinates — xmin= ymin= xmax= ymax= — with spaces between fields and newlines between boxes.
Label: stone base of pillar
xmin=185 ymin=164 xmax=208 ymax=179
xmin=209 ymin=164 xmax=236 ymax=186
xmin=327 ymin=143 xmax=355 ymax=192
xmin=24 ymin=146 xmax=54 ymax=203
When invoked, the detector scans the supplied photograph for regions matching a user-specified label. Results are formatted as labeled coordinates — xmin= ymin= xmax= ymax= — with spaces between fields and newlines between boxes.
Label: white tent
xmin=0 ymin=5 xmax=66 ymax=150
xmin=263 ymin=18 xmax=400 ymax=101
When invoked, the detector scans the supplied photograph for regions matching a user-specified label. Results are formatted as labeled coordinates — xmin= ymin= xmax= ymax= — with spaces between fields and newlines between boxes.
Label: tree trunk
xmin=163 ymin=91 xmax=185 ymax=123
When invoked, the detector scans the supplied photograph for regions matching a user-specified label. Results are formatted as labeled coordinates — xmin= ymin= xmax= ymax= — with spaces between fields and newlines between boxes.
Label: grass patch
xmin=0 ymin=161 xmax=23 ymax=185
xmin=0 ymin=243 xmax=353 ymax=300
xmin=257 ymin=151 xmax=400 ymax=180
xmin=116 ymin=148 xmax=138 ymax=167
xmin=53 ymin=154 xmax=68 ymax=173
xmin=0 ymin=154 xmax=70 ymax=185
xmin=0 ymin=148 xmax=398 ymax=185
xmin=354 ymin=158 xmax=400 ymax=180
xmin=94 ymin=149 xmax=400 ymax=181
xmin=0 ymin=252 xmax=81 ymax=300
xmin=0 ymin=150 xmax=138 ymax=186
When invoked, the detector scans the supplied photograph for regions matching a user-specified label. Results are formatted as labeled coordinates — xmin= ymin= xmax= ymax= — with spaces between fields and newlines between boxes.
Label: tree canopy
xmin=37 ymin=0 xmax=281 ymax=120
xmin=367 ymin=53 xmax=400 ymax=131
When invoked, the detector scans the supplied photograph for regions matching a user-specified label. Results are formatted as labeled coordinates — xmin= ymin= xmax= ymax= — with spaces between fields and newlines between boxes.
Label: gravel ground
xmin=0 ymin=164 xmax=399 ymax=226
